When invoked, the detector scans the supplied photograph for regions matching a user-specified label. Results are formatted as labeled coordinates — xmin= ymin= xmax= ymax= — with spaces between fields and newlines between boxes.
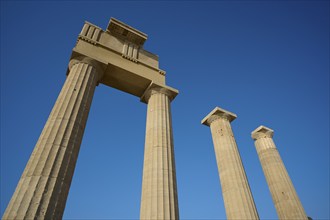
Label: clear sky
xmin=1 ymin=1 xmax=329 ymax=219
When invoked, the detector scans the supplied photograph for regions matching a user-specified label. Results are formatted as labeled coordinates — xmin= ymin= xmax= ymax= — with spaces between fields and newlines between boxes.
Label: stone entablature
xmin=77 ymin=19 xmax=161 ymax=71
xmin=3 ymin=17 xmax=180 ymax=220
xmin=72 ymin=18 xmax=167 ymax=98
xmin=107 ymin=17 xmax=147 ymax=46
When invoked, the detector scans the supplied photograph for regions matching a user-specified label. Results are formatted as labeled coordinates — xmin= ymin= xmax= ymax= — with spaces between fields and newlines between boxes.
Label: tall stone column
xmin=140 ymin=83 xmax=179 ymax=220
xmin=202 ymin=107 xmax=259 ymax=219
xmin=251 ymin=126 xmax=307 ymax=220
xmin=3 ymin=57 xmax=104 ymax=220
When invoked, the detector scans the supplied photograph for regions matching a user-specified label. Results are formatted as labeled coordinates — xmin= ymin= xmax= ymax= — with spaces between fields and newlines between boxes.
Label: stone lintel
xmin=107 ymin=17 xmax=148 ymax=46
xmin=201 ymin=107 xmax=237 ymax=126
xmin=140 ymin=82 xmax=179 ymax=104
xmin=251 ymin=125 xmax=274 ymax=140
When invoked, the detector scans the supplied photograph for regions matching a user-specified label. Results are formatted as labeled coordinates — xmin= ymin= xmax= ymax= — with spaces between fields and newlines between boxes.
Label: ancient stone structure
xmin=140 ymin=84 xmax=179 ymax=219
xmin=3 ymin=18 xmax=179 ymax=220
xmin=251 ymin=126 xmax=307 ymax=219
xmin=201 ymin=107 xmax=259 ymax=219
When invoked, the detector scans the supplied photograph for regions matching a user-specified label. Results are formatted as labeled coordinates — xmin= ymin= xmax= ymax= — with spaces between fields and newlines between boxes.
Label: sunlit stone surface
xmin=3 ymin=18 xmax=179 ymax=220
xmin=202 ymin=107 xmax=259 ymax=220
xmin=252 ymin=126 xmax=307 ymax=220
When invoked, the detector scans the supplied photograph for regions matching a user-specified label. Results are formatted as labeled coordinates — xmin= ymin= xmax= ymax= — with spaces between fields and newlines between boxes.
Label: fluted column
xmin=3 ymin=57 xmax=104 ymax=220
xmin=251 ymin=126 xmax=307 ymax=220
xmin=140 ymin=83 xmax=179 ymax=220
xmin=201 ymin=107 xmax=259 ymax=219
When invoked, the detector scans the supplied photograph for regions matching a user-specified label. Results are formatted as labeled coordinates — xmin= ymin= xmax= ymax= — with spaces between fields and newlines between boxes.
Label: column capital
xmin=68 ymin=56 xmax=105 ymax=81
xmin=201 ymin=107 xmax=237 ymax=127
xmin=251 ymin=125 xmax=274 ymax=140
xmin=140 ymin=82 xmax=179 ymax=103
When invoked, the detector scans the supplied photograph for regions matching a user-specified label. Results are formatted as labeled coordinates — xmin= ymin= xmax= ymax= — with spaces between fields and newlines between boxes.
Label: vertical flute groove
xmin=202 ymin=107 xmax=259 ymax=220
xmin=3 ymin=60 xmax=102 ymax=220
xmin=140 ymin=90 xmax=179 ymax=220
xmin=252 ymin=127 xmax=307 ymax=220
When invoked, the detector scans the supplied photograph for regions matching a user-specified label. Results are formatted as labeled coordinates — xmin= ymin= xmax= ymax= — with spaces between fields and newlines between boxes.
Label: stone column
xmin=3 ymin=57 xmax=104 ymax=220
xmin=251 ymin=126 xmax=307 ymax=220
xmin=140 ymin=83 xmax=179 ymax=220
xmin=201 ymin=107 xmax=259 ymax=219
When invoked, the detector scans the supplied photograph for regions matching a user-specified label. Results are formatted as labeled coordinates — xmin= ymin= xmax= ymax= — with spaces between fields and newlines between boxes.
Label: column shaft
xmin=210 ymin=117 xmax=259 ymax=219
xmin=253 ymin=128 xmax=307 ymax=219
xmin=140 ymin=90 xmax=179 ymax=220
xmin=3 ymin=61 xmax=101 ymax=220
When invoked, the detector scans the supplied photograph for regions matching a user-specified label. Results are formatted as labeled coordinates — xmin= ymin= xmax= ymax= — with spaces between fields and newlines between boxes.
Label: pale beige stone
xmin=202 ymin=107 xmax=259 ymax=220
xmin=140 ymin=83 xmax=179 ymax=220
xmin=3 ymin=57 xmax=104 ymax=220
xmin=72 ymin=18 xmax=166 ymax=97
xmin=3 ymin=18 xmax=180 ymax=220
xmin=251 ymin=126 xmax=307 ymax=220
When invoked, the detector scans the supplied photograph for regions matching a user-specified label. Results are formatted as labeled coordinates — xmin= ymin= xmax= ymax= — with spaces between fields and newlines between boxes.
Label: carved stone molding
xmin=251 ymin=125 xmax=274 ymax=140
xmin=68 ymin=56 xmax=105 ymax=81
xmin=107 ymin=17 xmax=147 ymax=46
xmin=201 ymin=107 xmax=237 ymax=127
xmin=140 ymin=82 xmax=179 ymax=104
xmin=79 ymin=22 xmax=102 ymax=45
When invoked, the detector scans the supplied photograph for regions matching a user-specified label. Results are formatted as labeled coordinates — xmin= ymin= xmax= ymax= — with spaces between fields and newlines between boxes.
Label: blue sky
xmin=1 ymin=1 xmax=329 ymax=219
